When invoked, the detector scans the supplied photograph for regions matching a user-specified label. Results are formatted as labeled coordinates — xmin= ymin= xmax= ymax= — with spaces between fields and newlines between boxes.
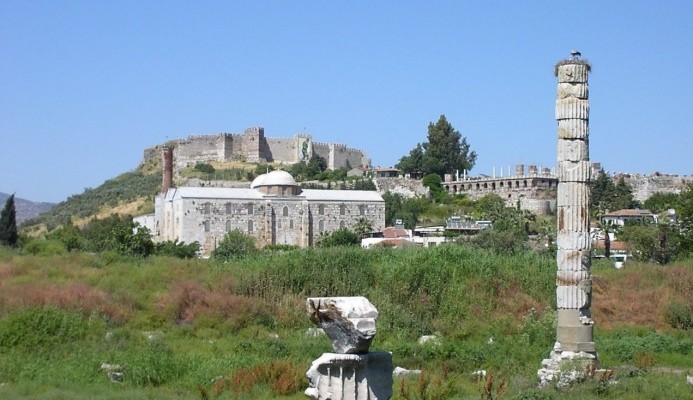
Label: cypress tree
xmin=0 ymin=194 xmax=18 ymax=247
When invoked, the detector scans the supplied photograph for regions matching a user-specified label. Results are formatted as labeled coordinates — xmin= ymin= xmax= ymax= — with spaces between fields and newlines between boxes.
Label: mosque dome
xmin=250 ymin=170 xmax=297 ymax=188
xmin=250 ymin=170 xmax=300 ymax=195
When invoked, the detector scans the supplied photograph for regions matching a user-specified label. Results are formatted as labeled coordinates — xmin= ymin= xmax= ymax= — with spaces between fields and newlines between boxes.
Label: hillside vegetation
xmin=0 ymin=246 xmax=690 ymax=399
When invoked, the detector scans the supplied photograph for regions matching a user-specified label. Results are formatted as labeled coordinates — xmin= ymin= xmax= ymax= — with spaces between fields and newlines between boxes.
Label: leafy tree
xmin=620 ymin=222 xmax=680 ymax=264
xmin=351 ymin=179 xmax=376 ymax=191
xmin=676 ymin=183 xmax=693 ymax=254
xmin=422 ymin=173 xmax=448 ymax=203
xmin=397 ymin=115 xmax=477 ymax=177
xmin=47 ymin=222 xmax=84 ymax=252
xmin=644 ymin=192 xmax=679 ymax=214
xmin=212 ymin=229 xmax=257 ymax=260
xmin=316 ymin=228 xmax=360 ymax=247
xmin=590 ymin=169 xmax=639 ymax=216
xmin=0 ymin=194 xmax=18 ymax=247
xmin=81 ymin=214 xmax=154 ymax=256
xmin=382 ymin=191 xmax=428 ymax=228
xmin=108 ymin=221 xmax=154 ymax=257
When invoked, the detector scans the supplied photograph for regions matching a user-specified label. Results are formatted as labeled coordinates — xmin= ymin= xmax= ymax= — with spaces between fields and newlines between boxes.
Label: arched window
xmin=500 ymin=182 xmax=504 ymax=188
xmin=340 ymin=204 xmax=346 ymax=216
xmin=226 ymin=203 xmax=233 ymax=214
xmin=318 ymin=204 xmax=325 ymax=215
xmin=283 ymin=206 xmax=289 ymax=217
xmin=492 ymin=182 xmax=496 ymax=190
xmin=248 ymin=220 xmax=254 ymax=233
xmin=483 ymin=183 xmax=488 ymax=189
xmin=226 ymin=220 xmax=232 ymax=232
xmin=523 ymin=180 xmax=528 ymax=187
xmin=359 ymin=205 xmax=366 ymax=216
xmin=247 ymin=203 xmax=254 ymax=215
xmin=203 ymin=203 xmax=211 ymax=214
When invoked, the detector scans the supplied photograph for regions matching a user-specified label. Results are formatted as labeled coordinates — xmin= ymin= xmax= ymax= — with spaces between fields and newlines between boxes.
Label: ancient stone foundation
xmin=305 ymin=297 xmax=392 ymax=400
xmin=538 ymin=53 xmax=598 ymax=387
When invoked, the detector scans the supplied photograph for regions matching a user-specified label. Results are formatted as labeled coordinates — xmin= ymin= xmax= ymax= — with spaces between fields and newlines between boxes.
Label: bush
xmin=316 ymin=228 xmax=360 ymax=247
xmin=155 ymin=240 xmax=199 ymax=258
xmin=665 ymin=301 xmax=692 ymax=330
xmin=194 ymin=163 xmax=215 ymax=174
xmin=22 ymin=239 xmax=67 ymax=256
xmin=0 ymin=308 xmax=95 ymax=350
xmin=212 ymin=229 xmax=257 ymax=260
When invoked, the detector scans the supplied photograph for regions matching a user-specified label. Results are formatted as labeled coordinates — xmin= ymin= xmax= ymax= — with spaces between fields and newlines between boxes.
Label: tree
xmin=590 ymin=170 xmax=639 ymax=216
xmin=396 ymin=115 xmax=477 ymax=177
xmin=353 ymin=217 xmax=373 ymax=239
xmin=422 ymin=173 xmax=448 ymax=203
xmin=212 ymin=229 xmax=257 ymax=260
xmin=0 ymin=194 xmax=18 ymax=247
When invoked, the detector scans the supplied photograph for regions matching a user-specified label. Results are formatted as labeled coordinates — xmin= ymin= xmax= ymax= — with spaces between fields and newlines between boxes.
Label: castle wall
xmin=621 ymin=174 xmax=693 ymax=202
xmin=174 ymin=134 xmax=227 ymax=168
xmin=265 ymin=137 xmax=299 ymax=164
xmin=141 ymin=127 xmax=369 ymax=170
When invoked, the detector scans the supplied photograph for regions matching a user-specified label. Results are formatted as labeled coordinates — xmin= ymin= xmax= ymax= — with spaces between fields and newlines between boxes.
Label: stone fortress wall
xmin=442 ymin=164 xmax=559 ymax=215
xmin=142 ymin=126 xmax=370 ymax=170
xmin=619 ymin=172 xmax=693 ymax=203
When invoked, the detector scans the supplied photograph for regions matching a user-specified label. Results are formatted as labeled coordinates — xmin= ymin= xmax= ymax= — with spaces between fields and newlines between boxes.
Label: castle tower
xmin=538 ymin=51 xmax=597 ymax=386
xmin=162 ymin=146 xmax=174 ymax=192
xmin=243 ymin=127 xmax=265 ymax=163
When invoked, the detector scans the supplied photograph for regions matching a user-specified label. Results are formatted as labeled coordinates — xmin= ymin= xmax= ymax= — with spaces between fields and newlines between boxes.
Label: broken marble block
xmin=307 ymin=297 xmax=378 ymax=354
xmin=305 ymin=352 xmax=393 ymax=400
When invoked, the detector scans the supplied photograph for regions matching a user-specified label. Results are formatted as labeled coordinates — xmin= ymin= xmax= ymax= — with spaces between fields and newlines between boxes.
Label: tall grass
xmin=0 ymin=246 xmax=691 ymax=399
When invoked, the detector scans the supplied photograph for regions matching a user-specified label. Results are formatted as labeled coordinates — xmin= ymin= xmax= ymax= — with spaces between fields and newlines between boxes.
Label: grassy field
xmin=0 ymin=246 xmax=691 ymax=399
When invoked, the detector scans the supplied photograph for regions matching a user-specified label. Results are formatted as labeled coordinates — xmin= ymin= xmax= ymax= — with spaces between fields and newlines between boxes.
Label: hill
xmin=21 ymin=170 xmax=162 ymax=231
xmin=0 ymin=192 xmax=55 ymax=225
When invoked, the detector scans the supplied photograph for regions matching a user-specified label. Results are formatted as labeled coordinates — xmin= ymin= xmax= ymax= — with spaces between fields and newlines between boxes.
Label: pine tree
xmin=0 ymin=194 xmax=18 ymax=247
xmin=396 ymin=115 xmax=477 ymax=177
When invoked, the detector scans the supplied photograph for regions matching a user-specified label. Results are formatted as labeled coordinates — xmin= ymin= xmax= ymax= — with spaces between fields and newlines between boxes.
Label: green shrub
xmin=665 ymin=301 xmax=692 ymax=330
xmin=212 ymin=229 xmax=257 ymax=260
xmin=194 ymin=163 xmax=215 ymax=174
xmin=22 ymin=239 xmax=67 ymax=256
xmin=0 ymin=308 xmax=96 ymax=350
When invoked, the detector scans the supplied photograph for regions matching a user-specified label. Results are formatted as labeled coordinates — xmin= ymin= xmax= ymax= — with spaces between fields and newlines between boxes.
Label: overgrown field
xmin=0 ymin=246 xmax=691 ymax=399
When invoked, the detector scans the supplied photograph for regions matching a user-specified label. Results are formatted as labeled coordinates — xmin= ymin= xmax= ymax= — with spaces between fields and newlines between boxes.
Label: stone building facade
xmin=148 ymin=170 xmax=385 ymax=256
xmin=142 ymin=127 xmax=370 ymax=170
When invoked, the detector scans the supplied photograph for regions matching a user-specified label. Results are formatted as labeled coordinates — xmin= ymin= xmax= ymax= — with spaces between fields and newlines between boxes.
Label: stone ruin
xmin=305 ymin=297 xmax=392 ymax=400
xmin=537 ymin=52 xmax=599 ymax=387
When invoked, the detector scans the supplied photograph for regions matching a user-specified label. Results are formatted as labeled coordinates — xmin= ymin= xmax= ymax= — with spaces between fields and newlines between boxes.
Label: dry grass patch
xmin=593 ymin=264 xmax=692 ymax=330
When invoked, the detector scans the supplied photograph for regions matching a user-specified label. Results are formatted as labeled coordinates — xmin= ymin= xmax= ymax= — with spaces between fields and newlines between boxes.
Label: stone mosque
xmin=140 ymin=148 xmax=385 ymax=257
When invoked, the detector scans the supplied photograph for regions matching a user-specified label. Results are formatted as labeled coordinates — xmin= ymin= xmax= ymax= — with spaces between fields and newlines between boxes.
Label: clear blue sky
xmin=1 ymin=1 xmax=691 ymax=203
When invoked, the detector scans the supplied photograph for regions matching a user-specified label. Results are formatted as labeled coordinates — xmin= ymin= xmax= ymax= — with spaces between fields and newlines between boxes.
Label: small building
xmin=373 ymin=168 xmax=400 ymax=178
xmin=601 ymin=209 xmax=656 ymax=226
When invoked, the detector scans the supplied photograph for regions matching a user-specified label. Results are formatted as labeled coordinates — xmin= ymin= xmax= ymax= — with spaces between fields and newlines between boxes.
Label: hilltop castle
xmin=143 ymin=127 xmax=371 ymax=170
